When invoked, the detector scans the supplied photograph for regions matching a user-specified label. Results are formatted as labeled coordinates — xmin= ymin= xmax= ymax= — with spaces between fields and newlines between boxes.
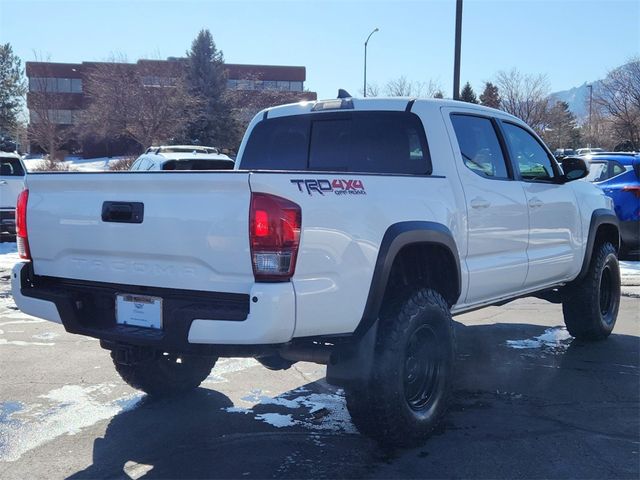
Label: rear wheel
xmin=112 ymin=350 xmax=217 ymax=397
xmin=562 ymin=242 xmax=620 ymax=340
xmin=344 ymin=288 xmax=455 ymax=447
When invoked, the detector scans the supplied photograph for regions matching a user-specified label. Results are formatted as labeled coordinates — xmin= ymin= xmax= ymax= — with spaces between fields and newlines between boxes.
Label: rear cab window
xmin=240 ymin=111 xmax=431 ymax=175
xmin=0 ymin=157 xmax=25 ymax=177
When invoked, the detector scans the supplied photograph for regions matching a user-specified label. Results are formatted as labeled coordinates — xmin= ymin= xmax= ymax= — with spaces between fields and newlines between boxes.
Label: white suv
xmin=0 ymin=151 xmax=27 ymax=240
xmin=130 ymin=145 xmax=235 ymax=171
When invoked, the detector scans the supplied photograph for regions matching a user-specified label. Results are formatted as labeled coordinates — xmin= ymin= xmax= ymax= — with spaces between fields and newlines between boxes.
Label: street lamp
xmin=364 ymin=28 xmax=379 ymax=98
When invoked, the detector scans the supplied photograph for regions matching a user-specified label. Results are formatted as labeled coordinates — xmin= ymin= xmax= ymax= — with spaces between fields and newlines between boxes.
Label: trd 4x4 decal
xmin=290 ymin=179 xmax=366 ymax=196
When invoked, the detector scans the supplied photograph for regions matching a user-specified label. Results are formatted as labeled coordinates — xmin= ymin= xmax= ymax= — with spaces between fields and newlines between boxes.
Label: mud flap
xmin=326 ymin=320 xmax=378 ymax=389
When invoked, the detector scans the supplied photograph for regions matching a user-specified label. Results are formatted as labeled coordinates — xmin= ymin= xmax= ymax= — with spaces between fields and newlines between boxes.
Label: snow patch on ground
xmin=23 ymin=156 xmax=127 ymax=172
xmin=620 ymin=261 xmax=640 ymax=286
xmin=254 ymin=413 xmax=295 ymax=428
xmin=506 ymin=327 xmax=573 ymax=353
xmin=0 ymin=242 xmax=20 ymax=270
xmin=0 ymin=384 xmax=143 ymax=462
xmin=225 ymin=388 xmax=356 ymax=434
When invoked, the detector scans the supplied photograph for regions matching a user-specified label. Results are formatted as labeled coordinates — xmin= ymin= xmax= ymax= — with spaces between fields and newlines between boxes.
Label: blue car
xmin=585 ymin=153 xmax=640 ymax=258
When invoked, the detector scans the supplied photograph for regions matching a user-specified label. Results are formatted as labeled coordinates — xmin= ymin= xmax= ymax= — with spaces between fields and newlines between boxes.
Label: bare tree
xmin=27 ymin=55 xmax=75 ymax=159
xmin=385 ymin=76 xmax=413 ymax=96
xmin=593 ymin=59 xmax=640 ymax=150
xmin=225 ymin=75 xmax=314 ymax=149
xmin=384 ymin=77 xmax=443 ymax=98
xmin=495 ymin=68 xmax=550 ymax=133
xmin=80 ymin=59 xmax=200 ymax=149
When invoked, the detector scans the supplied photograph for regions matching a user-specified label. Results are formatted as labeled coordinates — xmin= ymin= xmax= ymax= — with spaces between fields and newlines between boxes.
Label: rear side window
xmin=611 ymin=161 xmax=626 ymax=178
xmin=450 ymin=114 xmax=509 ymax=179
xmin=0 ymin=157 xmax=25 ymax=176
xmin=241 ymin=111 xmax=431 ymax=175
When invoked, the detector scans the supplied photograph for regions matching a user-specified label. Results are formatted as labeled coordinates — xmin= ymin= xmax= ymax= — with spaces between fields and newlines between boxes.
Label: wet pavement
xmin=0 ymin=244 xmax=639 ymax=479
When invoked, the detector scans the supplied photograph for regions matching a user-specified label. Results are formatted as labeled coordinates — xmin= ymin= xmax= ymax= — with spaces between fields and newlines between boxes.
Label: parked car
xmin=585 ymin=153 xmax=640 ymax=258
xmin=0 ymin=151 xmax=27 ymax=241
xmin=553 ymin=148 xmax=576 ymax=158
xmin=576 ymin=147 xmax=604 ymax=156
xmin=12 ymin=97 xmax=620 ymax=447
xmin=130 ymin=145 xmax=235 ymax=171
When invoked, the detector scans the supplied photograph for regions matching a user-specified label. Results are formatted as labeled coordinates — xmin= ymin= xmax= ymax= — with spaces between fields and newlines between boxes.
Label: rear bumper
xmin=11 ymin=262 xmax=296 ymax=352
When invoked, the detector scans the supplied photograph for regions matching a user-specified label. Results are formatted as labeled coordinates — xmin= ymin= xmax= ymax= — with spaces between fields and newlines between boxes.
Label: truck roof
xmin=259 ymin=96 xmax=519 ymax=122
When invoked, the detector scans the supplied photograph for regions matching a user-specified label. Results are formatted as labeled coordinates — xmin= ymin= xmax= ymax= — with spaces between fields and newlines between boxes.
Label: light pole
xmin=587 ymin=84 xmax=593 ymax=147
xmin=364 ymin=28 xmax=379 ymax=97
xmin=453 ymin=0 xmax=463 ymax=100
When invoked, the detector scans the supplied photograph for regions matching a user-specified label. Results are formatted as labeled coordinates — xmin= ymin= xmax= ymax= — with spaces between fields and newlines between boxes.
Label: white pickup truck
xmin=11 ymin=97 xmax=621 ymax=446
xmin=0 ymin=151 xmax=27 ymax=241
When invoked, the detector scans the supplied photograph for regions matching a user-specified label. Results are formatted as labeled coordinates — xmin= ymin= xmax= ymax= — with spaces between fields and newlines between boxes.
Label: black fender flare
xmin=356 ymin=221 xmax=461 ymax=336
xmin=327 ymin=221 xmax=461 ymax=388
xmin=575 ymin=208 xmax=620 ymax=281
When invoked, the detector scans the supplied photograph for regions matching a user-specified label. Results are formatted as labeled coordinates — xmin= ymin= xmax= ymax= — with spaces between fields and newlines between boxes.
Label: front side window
xmin=450 ymin=114 xmax=509 ymax=179
xmin=241 ymin=111 xmax=431 ymax=175
xmin=503 ymin=123 xmax=556 ymax=181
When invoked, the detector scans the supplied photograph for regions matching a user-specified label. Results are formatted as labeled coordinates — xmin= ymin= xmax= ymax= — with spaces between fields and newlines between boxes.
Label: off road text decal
xmin=290 ymin=179 xmax=366 ymax=196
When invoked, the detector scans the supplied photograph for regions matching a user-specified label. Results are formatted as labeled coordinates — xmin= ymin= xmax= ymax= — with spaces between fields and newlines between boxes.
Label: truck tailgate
xmin=26 ymin=172 xmax=254 ymax=294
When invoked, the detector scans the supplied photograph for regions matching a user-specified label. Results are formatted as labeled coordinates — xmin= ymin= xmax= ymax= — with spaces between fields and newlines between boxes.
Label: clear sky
xmin=1 ymin=0 xmax=638 ymax=99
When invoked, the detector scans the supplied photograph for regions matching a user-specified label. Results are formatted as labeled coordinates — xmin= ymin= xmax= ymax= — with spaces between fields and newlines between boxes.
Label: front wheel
xmin=562 ymin=242 xmax=621 ymax=340
xmin=112 ymin=350 xmax=217 ymax=397
xmin=344 ymin=288 xmax=455 ymax=447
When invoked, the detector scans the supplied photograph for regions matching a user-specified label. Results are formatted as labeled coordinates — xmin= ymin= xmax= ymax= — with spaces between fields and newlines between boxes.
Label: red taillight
xmin=16 ymin=189 xmax=31 ymax=260
xmin=249 ymin=193 xmax=301 ymax=281
xmin=622 ymin=185 xmax=640 ymax=198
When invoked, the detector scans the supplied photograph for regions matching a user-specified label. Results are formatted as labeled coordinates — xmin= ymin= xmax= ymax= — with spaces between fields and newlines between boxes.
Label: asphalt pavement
xmin=0 ymin=249 xmax=638 ymax=479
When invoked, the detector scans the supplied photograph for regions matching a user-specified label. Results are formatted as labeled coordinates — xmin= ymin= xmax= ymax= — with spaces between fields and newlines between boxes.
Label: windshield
xmin=161 ymin=159 xmax=234 ymax=170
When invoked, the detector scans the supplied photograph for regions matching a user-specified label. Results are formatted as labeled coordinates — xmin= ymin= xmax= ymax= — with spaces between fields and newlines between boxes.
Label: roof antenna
xmin=337 ymin=89 xmax=352 ymax=99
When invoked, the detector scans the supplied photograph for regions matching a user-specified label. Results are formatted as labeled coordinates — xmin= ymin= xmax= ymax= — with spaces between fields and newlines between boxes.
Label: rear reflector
xmin=249 ymin=193 xmax=301 ymax=281
xmin=16 ymin=189 xmax=31 ymax=260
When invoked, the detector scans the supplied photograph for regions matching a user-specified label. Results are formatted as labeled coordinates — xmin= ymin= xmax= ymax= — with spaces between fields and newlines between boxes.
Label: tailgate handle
xmin=102 ymin=202 xmax=144 ymax=224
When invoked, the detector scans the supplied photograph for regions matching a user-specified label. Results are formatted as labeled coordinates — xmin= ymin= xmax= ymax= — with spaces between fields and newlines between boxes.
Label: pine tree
xmin=542 ymin=101 xmax=581 ymax=150
xmin=185 ymin=29 xmax=237 ymax=148
xmin=479 ymin=82 xmax=500 ymax=109
xmin=460 ymin=82 xmax=478 ymax=104
xmin=0 ymin=43 xmax=26 ymax=138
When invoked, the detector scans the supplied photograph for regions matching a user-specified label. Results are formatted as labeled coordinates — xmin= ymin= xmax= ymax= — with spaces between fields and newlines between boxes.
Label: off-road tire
xmin=562 ymin=242 xmax=620 ymax=340
xmin=344 ymin=288 xmax=455 ymax=447
xmin=112 ymin=351 xmax=217 ymax=397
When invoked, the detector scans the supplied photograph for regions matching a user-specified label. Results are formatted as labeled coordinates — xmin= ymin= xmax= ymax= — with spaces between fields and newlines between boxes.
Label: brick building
xmin=26 ymin=59 xmax=317 ymax=157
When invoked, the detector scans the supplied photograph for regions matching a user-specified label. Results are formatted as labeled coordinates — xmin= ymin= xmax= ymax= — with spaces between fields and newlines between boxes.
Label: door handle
xmin=528 ymin=197 xmax=544 ymax=208
xmin=0 ymin=180 xmax=7 ymax=185
xmin=102 ymin=201 xmax=144 ymax=223
xmin=470 ymin=197 xmax=490 ymax=209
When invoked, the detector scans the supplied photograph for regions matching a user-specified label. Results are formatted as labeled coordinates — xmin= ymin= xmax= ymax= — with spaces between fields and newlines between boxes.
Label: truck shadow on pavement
xmin=69 ymin=321 xmax=640 ymax=479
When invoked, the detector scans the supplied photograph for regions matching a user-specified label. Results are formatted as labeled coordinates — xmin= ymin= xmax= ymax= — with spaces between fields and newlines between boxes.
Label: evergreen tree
xmin=460 ymin=82 xmax=478 ymax=104
xmin=0 ymin=43 xmax=26 ymax=137
xmin=542 ymin=101 xmax=581 ymax=150
xmin=479 ymin=82 xmax=501 ymax=109
xmin=185 ymin=29 xmax=236 ymax=148
xmin=433 ymin=91 xmax=444 ymax=99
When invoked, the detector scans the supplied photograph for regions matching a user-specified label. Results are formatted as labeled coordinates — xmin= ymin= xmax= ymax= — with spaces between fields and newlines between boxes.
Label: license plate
xmin=116 ymin=294 xmax=163 ymax=329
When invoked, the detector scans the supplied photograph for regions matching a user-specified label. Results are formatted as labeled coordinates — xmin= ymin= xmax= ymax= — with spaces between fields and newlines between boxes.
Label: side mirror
xmin=561 ymin=157 xmax=589 ymax=182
